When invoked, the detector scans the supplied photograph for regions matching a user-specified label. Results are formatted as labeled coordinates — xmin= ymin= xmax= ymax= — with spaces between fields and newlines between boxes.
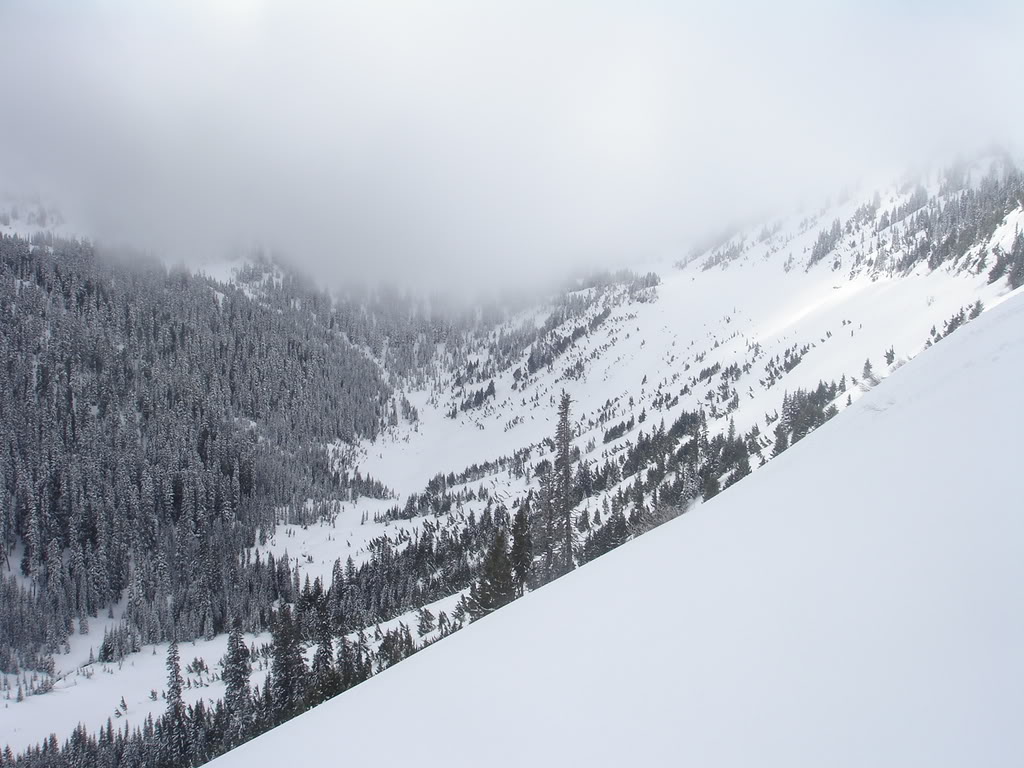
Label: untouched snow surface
xmin=213 ymin=293 xmax=1024 ymax=767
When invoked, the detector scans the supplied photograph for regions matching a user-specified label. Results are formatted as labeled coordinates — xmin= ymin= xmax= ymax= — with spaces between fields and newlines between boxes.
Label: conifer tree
xmin=270 ymin=605 xmax=307 ymax=723
xmin=862 ymin=358 xmax=875 ymax=384
xmin=533 ymin=469 xmax=557 ymax=585
xmin=416 ymin=607 xmax=436 ymax=637
xmin=554 ymin=390 xmax=575 ymax=575
xmin=222 ymin=621 xmax=252 ymax=744
xmin=468 ymin=528 xmax=515 ymax=620
xmin=509 ymin=507 xmax=532 ymax=596
xmin=307 ymin=615 xmax=339 ymax=708
xmin=163 ymin=640 xmax=187 ymax=766
xmin=1009 ymin=231 xmax=1024 ymax=289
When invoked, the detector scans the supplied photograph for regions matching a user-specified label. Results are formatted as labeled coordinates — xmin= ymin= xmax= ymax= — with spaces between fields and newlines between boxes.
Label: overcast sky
xmin=1 ymin=0 xmax=1021 ymax=290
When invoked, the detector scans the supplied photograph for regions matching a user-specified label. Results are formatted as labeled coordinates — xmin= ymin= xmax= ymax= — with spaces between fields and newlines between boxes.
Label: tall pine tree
xmin=468 ymin=528 xmax=515 ymax=620
xmin=163 ymin=640 xmax=188 ymax=766
xmin=554 ymin=390 xmax=575 ymax=576
xmin=270 ymin=605 xmax=307 ymax=724
xmin=307 ymin=614 xmax=339 ymax=708
xmin=510 ymin=506 xmax=532 ymax=596
xmin=222 ymin=620 xmax=252 ymax=746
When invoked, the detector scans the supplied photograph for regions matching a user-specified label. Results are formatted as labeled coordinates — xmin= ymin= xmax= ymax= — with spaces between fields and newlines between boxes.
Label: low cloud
xmin=1 ymin=0 xmax=1021 ymax=290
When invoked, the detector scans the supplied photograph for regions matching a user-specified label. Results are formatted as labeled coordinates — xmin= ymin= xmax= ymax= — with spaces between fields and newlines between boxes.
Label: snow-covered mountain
xmin=0 ymin=197 xmax=76 ymax=241
xmin=212 ymin=277 xmax=1024 ymax=768
xmin=3 ymin=157 xmax=1023 ymax=760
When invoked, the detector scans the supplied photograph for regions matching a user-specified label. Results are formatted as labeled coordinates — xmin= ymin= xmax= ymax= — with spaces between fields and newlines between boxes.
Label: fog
xmin=1 ymin=0 xmax=1021 ymax=291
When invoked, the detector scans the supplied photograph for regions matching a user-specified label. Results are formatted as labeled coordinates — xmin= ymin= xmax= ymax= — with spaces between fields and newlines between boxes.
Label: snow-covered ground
xmin=4 ymin=163 xmax=1021 ymax=754
xmin=2 ymin=630 xmax=265 ymax=754
xmin=0 ymin=197 xmax=79 ymax=241
xmin=0 ymin=585 xmax=464 ymax=754
xmin=212 ymin=290 xmax=1024 ymax=768
xmin=359 ymin=167 xmax=1023 ymax=497
xmin=361 ymin=259 xmax=1012 ymax=496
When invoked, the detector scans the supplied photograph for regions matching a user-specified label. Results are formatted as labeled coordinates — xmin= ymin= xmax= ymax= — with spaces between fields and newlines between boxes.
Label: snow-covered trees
xmin=307 ymin=616 xmax=340 ymax=709
xmin=163 ymin=641 xmax=187 ymax=767
xmin=510 ymin=508 xmax=532 ymax=597
xmin=270 ymin=606 xmax=306 ymax=723
xmin=416 ymin=607 xmax=436 ymax=637
xmin=862 ymin=358 xmax=877 ymax=385
xmin=771 ymin=383 xmax=841 ymax=453
xmin=809 ymin=218 xmax=843 ymax=265
xmin=223 ymin=621 xmax=253 ymax=744
xmin=554 ymin=391 xmax=576 ymax=576
xmin=468 ymin=528 xmax=516 ymax=620
xmin=0 ymin=235 xmax=393 ymax=676
xmin=989 ymin=230 xmax=1024 ymax=289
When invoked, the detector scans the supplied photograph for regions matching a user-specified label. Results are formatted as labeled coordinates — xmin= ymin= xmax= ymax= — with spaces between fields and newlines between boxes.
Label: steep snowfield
xmin=213 ymin=292 xmax=1024 ymax=767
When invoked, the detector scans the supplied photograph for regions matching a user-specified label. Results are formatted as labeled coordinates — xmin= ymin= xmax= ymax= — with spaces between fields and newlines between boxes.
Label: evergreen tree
xmin=509 ymin=507 xmax=532 ymax=596
xmin=416 ymin=607 xmax=436 ymax=637
xmin=554 ymin=390 xmax=575 ymax=576
xmin=307 ymin=615 xmax=339 ymax=708
xmin=468 ymin=528 xmax=515 ymax=620
xmin=533 ymin=469 xmax=557 ymax=586
xmin=222 ymin=621 xmax=252 ymax=745
xmin=1009 ymin=231 xmax=1024 ymax=289
xmin=862 ymin=358 xmax=875 ymax=384
xmin=269 ymin=605 xmax=307 ymax=723
xmin=163 ymin=640 xmax=187 ymax=766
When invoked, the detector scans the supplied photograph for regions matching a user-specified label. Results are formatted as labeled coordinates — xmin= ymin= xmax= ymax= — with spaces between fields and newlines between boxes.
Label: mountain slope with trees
xmin=2 ymin=157 xmax=1023 ymax=762
xmin=210 ymin=288 xmax=1024 ymax=768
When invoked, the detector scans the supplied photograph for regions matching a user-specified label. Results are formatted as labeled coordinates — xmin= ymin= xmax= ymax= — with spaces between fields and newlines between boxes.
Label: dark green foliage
xmin=555 ymin=391 xmax=575 ymax=575
xmin=454 ymin=379 xmax=497 ymax=415
xmin=375 ymin=623 xmax=416 ymax=671
xmin=809 ymin=218 xmax=843 ymax=265
xmin=509 ymin=507 xmax=532 ymax=596
xmin=468 ymin=527 xmax=516 ymax=620
xmin=325 ymin=505 xmax=505 ymax=632
xmin=1010 ymin=232 xmax=1024 ymax=289
xmin=899 ymin=163 xmax=1023 ymax=273
xmin=163 ymin=641 xmax=187 ymax=767
xmin=0 ymin=235 xmax=391 ymax=675
xmin=581 ymin=510 xmax=629 ymax=562
xmin=222 ymin=621 xmax=252 ymax=746
xmin=269 ymin=605 xmax=306 ymax=723
xmin=307 ymin=615 xmax=340 ymax=708
xmin=862 ymin=358 xmax=876 ymax=383
xmin=415 ymin=607 xmax=435 ymax=637
xmin=772 ymin=383 xmax=841 ymax=452
xmin=602 ymin=415 xmax=635 ymax=443
xmin=990 ymin=231 xmax=1024 ymax=289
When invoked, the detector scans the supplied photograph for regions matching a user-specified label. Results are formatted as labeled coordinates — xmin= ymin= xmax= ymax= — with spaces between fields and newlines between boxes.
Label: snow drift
xmin=211 ymin=292 xmax=1024 ymax=765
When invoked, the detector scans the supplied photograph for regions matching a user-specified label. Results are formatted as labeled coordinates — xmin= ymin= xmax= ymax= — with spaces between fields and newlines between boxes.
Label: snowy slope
xmin=363 ymin=256 xmax=1009 ymax=496
xmin=0 ymin=197 xmax=80 ymax=241
xmin=359 ymin=161 xmax=1023 ymax=497
xmin=212 ymin=292 xmax=1024 ymax=767
xmin=5 ymin=161 xmax=1022 ymax=753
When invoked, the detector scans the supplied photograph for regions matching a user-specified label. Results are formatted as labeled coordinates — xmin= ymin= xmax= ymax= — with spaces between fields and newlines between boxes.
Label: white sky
xmin=1 ymin=0 xmax=1021 ymax=289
